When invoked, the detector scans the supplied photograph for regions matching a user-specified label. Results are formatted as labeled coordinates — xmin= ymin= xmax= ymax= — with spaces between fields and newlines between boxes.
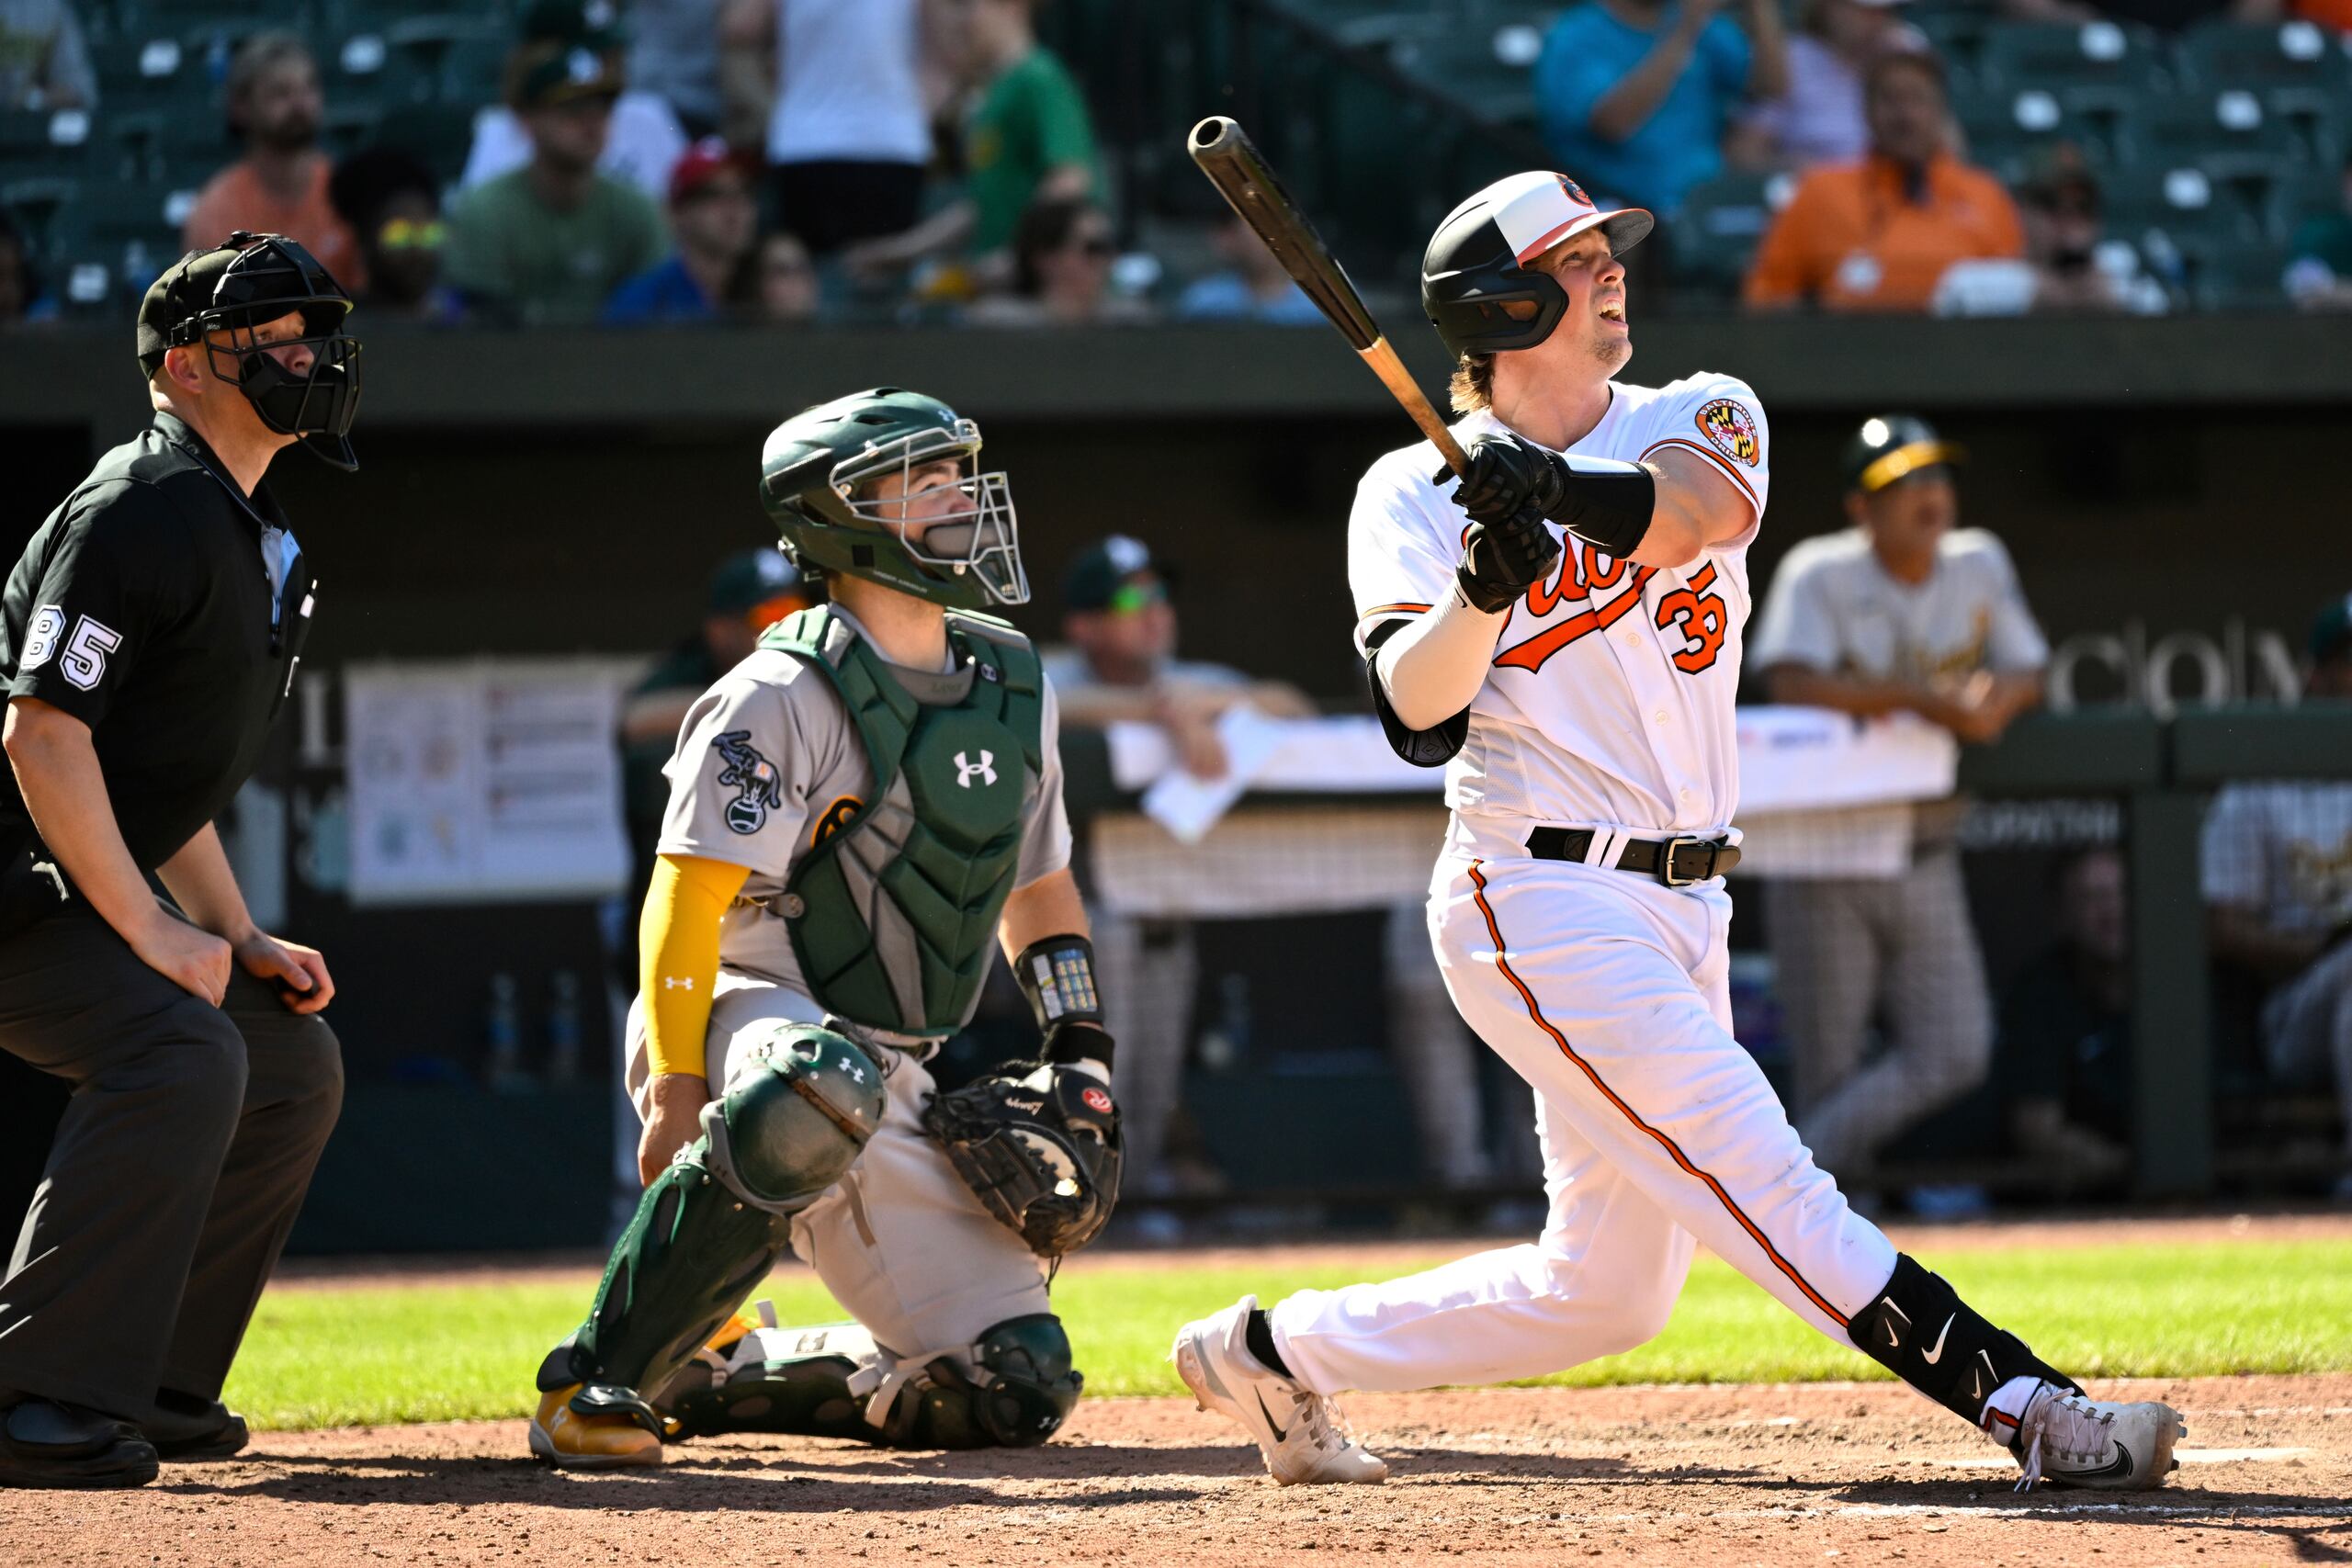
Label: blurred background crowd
xmin=0 ymin=0 xmax=2348 ymax=328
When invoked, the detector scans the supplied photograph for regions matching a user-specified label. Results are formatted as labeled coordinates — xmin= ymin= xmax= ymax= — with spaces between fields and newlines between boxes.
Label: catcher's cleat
xmin=1172 ymin=1295 xmax=1386 ymax=1486
xmin=528 ymin=1383 xmax=662 ymax=1470
xmin=2002 ymin=1383 xmax=2185 ymax=1491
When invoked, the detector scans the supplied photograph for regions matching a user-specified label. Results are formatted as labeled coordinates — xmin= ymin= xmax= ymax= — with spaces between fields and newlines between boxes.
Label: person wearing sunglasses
xmin=965 ymin=194 xmax=1152 ymax=327
xmin=328 ymin=147 xmax=462 ymax=324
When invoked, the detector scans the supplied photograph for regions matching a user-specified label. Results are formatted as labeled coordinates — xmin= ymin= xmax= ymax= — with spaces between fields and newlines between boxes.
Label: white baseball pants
xmin=1271 ymin=816 xmax=1901 ymax=1394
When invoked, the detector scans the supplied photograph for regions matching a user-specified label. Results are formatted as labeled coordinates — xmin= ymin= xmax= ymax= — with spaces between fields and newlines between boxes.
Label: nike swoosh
xmin=2068 ymin=1440 xmax=2134 ymax=1483
xmin=1254 ymin=1390 xmax=1289 ymax=1442
xmin=1883 ymin=1318 xmax=1901 ymax=1349
xmin=1921 ymin=1314 xmax=1956 ymax=1365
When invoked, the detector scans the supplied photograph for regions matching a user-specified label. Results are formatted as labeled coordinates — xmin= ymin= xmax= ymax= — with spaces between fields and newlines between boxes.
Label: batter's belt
xmin=1524 ymin=828 xmax=1741 ymax=887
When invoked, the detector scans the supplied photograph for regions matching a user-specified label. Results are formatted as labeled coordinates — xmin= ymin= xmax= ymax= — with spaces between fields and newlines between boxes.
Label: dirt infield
xmin=5 ymin=1375 xmax=2346 ymax=1566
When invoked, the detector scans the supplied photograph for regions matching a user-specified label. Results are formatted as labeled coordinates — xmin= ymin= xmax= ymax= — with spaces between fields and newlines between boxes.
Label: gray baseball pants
xmin=1764 ymin=850 xmax=1994 ymax=1178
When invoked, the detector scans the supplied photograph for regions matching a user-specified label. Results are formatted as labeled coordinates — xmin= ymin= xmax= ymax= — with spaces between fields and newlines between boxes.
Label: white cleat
xmin=1171 ymin=1295 xmax=1388 ymax=1486
xmin=2007 ymin=1384 xmax=2186 ymax=1491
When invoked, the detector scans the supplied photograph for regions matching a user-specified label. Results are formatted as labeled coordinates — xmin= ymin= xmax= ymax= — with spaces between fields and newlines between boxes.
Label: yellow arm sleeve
xmin=639 ymin=852 xmax=751 ymax=1081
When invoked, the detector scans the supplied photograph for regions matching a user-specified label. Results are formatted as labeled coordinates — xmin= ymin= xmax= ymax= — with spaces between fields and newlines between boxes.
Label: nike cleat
xmin=2003 ymin=1383 xmax=2185 ymax=1490
xmin=1171 ymin=1295 xmax=1386 ymax=1486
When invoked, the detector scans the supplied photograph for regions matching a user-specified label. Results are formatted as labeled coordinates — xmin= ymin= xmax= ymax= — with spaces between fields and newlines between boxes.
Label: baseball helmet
xmin=1421 ymin=172 xmax=1654 ymax=359
xmin=137 ymin=231 xmax=363 ymax=469
xmin=758 ymin=387 xmax=1027 ymax=612
xmin=1843 ymin=413 xmax=1964 ymax=494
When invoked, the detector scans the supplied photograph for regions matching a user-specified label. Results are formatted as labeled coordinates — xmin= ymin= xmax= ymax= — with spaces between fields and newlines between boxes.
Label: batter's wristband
xmin=1013 ymin=933 xmax=1104 ymax=1035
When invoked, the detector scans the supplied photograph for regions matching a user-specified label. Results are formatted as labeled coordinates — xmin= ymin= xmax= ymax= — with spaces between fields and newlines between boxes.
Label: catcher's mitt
xmin=921 ymin=1061 xmax=1122 ymax=1258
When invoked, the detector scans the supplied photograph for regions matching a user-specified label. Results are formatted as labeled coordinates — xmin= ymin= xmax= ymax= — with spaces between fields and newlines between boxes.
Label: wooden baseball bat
xmin=1187 ymin=115 xmax=1469 ymax=476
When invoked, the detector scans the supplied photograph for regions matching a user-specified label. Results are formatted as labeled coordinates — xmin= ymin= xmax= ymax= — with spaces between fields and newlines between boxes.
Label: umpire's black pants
xmin=0 ymin=896 xmax=342 ymax=1423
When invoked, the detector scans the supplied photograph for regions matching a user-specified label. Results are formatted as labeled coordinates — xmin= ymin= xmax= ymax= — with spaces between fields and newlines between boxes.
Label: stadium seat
xmin=0 ymin=175 xmax=82 ymax=263
xmin=2139 ymin=90 xmax=2309 ymax=234
xmin=2270 ymin=165 xmax=2346 ymax=244
xmin=1949 ymin=85 xmax=2121 ymax=183
xmin=86 ymin=35 xmax=212 ymax=117
xmin=2175 ymin=18 xmax=2352 ymax=98
xmin=0 ymin=107 xmax=94 ymax=180
xmin=1671 ymin=170 xmax=1797 ymax=298
xmin=2187 ymin=243 xmax=2294 ymax=310
xmin=1908 ymin=5 xmax=1997 ymax=88
xmin=1273 ymin=0 xmax=1451 ymax=51
xmin=1980 ymin=19 xmax=2171 ymax=96
xmin=1388 ymin=29 xmax=1540 ymax=129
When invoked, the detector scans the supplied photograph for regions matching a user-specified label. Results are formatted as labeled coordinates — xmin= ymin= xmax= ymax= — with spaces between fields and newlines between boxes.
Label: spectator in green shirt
xmin=444 ymin=40 xmax=671 ymax=325
xmin=842 ymin=0 xmax=1098 ymax=289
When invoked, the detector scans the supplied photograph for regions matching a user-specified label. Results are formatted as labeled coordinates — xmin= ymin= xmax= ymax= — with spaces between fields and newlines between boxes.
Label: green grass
xmin=223 ymin=1238 xmax=2352 ymax=1431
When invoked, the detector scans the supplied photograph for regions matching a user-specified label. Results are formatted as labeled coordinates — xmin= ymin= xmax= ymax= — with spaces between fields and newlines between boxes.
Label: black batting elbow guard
xmin=1363 ymin=618 xmax=1467 ymax=767
xmin=1548 ymin=455 xmax=1657 ymax=559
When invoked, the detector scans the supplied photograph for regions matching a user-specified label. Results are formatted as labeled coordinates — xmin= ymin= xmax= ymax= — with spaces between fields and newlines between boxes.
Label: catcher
xmin=529 ymin=387 xmax=1122 ymax=1467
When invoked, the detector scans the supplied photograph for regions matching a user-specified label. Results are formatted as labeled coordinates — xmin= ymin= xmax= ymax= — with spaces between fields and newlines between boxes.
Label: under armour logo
xmin=955 ymin=750 xmax=997 ymax=788
xmin=663 ymin=976 xmax=694 ymax=990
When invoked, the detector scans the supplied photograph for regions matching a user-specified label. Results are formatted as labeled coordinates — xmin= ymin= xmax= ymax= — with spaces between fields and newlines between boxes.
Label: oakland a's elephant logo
xmin=713 ymin=729 xmax=785 ymax=834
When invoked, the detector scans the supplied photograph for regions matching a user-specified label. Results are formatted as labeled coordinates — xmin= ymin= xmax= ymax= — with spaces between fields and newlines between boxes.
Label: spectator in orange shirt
xmin=1741 ymin=51 xmax=2018 ymax=311
xmin=181 ymin=34 xmax=366 ymax=291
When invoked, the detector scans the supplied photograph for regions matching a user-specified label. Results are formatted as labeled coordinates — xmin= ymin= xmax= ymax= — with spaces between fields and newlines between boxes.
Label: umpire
xmin=0 ymin=233 xmax=356 ymax=1488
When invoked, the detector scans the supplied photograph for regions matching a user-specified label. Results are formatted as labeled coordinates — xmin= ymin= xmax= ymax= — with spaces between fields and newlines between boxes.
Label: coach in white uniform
xmin=1174 ymin=171 xmax=2181 ymax=1492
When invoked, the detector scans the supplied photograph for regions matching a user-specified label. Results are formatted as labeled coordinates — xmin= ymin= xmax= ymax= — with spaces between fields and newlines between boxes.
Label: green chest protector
xmin=763 ymin=605 xmax=1045 ymax=1034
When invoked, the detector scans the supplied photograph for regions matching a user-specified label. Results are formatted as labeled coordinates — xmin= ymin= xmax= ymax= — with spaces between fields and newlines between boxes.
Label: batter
xmin=531 ymin=388 xmax=1122 ymax=1467
xmin=1173 ymin=171 xmax=2183 ymax=1490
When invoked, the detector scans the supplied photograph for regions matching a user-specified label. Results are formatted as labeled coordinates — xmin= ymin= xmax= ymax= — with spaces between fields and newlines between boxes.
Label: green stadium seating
xmin=0 ymin=175 xmax=81 ymax=261
xmin=2187 ymin=243 xmax=2293 ymax=310
xmin=1909 ymin=6 xmax=1997 ymax=88
xmin=1980 ymin=19 xmax=2171 ymax=95
xmin=2175 ymin=18 xmax=2352 ymax=97
xmin=1670 ymin=170 xmax=1797 ymax=298
xmin=2269 ymin=165 xmax=2347 ymax=244
xmin=2140 ymin=90 xmax=2310 ymax=206
xmin=1388 ymin=29 xmax=1541 ymax=129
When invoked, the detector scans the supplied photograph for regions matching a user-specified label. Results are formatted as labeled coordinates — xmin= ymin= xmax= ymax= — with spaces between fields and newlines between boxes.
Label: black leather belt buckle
xmin=1657 ymin=835 xmax=1713 ymax=887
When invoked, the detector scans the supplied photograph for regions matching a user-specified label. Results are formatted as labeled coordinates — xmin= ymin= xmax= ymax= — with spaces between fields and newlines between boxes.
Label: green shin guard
xmin=537 ymin=1025 xmax=887 ymax=1429
xmin=661 ymin=1311 xmax=1082 ymax=1450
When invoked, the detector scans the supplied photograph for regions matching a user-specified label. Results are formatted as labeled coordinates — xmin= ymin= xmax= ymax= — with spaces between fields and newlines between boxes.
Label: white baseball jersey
xmin=1349 ymin=373 xmax=1771 ymax=834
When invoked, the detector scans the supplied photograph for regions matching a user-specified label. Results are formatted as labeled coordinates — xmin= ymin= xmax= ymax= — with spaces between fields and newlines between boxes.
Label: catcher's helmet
xmin=137 ymin=231 xmax=362 ymax=469
xmin=1843 ymin=413 xmax=1964 ymax=494
xmin=758 ymin=388 xmax=1027 ymax=611
xmin=1421 ymin=172 xmax=1653 ymax=359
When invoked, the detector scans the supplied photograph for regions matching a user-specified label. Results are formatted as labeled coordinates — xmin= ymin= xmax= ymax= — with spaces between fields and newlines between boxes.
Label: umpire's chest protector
xmin=768 ymin=606 xmax=1043 ymax=1033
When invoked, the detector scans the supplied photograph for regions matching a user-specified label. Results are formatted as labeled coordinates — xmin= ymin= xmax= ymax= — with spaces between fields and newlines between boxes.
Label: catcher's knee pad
xmin=702 ymin=1023 xmax=886 ymax=1211
xmin=539 ymin=1024 xmax=886 ymax=1426
xmin=906 ymin=1314 xmax=1082 ymax=1450
xmin=1849 ymin=1254 xmax=2080 ymax=1426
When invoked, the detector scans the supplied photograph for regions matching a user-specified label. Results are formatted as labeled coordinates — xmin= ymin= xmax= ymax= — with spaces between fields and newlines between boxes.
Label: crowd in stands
xmin=1532 ymin=0 xmax=2352 ymax=311
xmin=4 ymin=0 xmax=2346 ymax=328
xmin=0 ymin=0 xmax=1201 ymax=329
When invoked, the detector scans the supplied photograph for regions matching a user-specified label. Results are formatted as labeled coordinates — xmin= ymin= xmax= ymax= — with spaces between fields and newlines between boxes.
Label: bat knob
xmin=1188 ymin=116 xmax=1238 ymax=155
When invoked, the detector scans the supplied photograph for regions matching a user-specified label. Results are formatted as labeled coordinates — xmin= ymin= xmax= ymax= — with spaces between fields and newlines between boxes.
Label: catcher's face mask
xmin=838 ymin=421 xmax=1027 ymax=608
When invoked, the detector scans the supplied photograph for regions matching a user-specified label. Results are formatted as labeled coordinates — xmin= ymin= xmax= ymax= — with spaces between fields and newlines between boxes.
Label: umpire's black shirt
xmin=0 ymin=412 xmax=315 ymax=871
